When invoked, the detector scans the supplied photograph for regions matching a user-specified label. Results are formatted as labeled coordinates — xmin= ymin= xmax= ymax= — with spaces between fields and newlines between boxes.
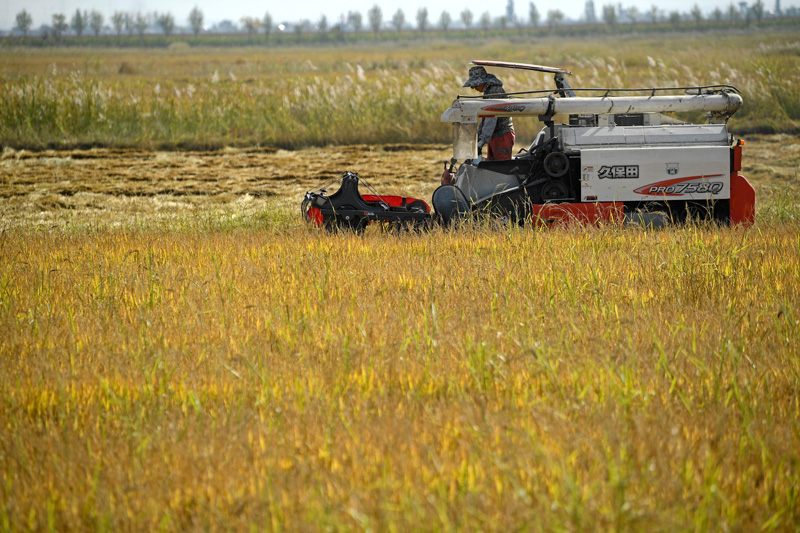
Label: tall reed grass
xmin=2 ymin=31 xmax=800 ymax=149
xmin=0 ymin=66 xmax=457 ymax=149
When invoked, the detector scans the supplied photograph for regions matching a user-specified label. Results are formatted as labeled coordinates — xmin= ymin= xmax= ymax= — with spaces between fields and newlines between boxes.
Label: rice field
xmin=2 ymin=214 xmax=800 ymax=530
xmin=1 ymin=31 xmax=800 ymax=531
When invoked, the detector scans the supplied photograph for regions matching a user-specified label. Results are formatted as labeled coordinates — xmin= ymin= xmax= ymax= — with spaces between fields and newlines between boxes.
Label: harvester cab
xmin=302 ymin=59 xmax=755 ymax=231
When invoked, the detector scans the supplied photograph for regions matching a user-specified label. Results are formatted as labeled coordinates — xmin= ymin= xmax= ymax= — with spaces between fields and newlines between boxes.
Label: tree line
xmin=10 ymin=0 xmax=796 ymax=43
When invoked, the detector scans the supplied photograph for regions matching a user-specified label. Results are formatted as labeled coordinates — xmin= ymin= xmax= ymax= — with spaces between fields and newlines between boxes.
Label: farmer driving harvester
xmin=462 ymin=66 xmax=516 ymax=161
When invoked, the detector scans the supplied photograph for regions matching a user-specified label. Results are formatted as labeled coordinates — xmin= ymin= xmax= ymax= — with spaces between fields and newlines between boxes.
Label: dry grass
xmin=2 ymin=219 xmax=799 ymax=530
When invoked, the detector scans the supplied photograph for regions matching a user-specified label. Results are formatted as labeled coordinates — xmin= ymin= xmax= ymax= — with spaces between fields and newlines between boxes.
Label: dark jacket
xmin=477 ymin=83 xmax=514 ymax=147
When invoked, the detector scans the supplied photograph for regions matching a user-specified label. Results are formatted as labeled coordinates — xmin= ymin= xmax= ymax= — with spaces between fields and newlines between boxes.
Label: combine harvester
xmin=302 ymin=60 xmax=755 ymax=230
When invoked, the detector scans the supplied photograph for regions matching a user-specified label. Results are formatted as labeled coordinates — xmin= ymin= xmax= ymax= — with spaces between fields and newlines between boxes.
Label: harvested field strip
xmin=0 ymin=145 xmax=449 ymax=227
xmin=1 ymin=135 xmax=798 ymax=228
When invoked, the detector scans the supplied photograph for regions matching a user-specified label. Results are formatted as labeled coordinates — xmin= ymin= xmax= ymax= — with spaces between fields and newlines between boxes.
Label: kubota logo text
xmin=598 ymin=165 xmax=639 ymax=179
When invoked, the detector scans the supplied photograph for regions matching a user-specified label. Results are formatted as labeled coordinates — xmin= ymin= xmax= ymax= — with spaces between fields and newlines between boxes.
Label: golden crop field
xmin=1 ymin=31 xmax=800 ymax=530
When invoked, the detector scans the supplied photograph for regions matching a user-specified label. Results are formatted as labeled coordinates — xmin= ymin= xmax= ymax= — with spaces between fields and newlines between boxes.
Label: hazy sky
xmin=1 ymin=0 xmax=792 ymax=30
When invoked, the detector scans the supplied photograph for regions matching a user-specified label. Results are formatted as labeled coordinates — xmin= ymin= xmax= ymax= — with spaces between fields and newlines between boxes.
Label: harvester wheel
xmin=541 ymin=180 xmax=569 ymax=201
xmin=407 ymin=200 xmax=428 ymax=213
xmin=544 ymin=152 xmax=569 ymax=178
xmin=405 ymin=200 xmax=431 ymax=232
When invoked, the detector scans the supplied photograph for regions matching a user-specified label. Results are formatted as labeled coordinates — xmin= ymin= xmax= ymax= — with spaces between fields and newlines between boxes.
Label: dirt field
xmin=2 ymin=135 xmax=799 ymax=228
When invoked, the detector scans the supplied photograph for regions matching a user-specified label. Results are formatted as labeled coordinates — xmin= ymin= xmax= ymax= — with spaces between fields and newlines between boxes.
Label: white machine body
xmin=562 ymin=124 xmax=731 ymax=203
